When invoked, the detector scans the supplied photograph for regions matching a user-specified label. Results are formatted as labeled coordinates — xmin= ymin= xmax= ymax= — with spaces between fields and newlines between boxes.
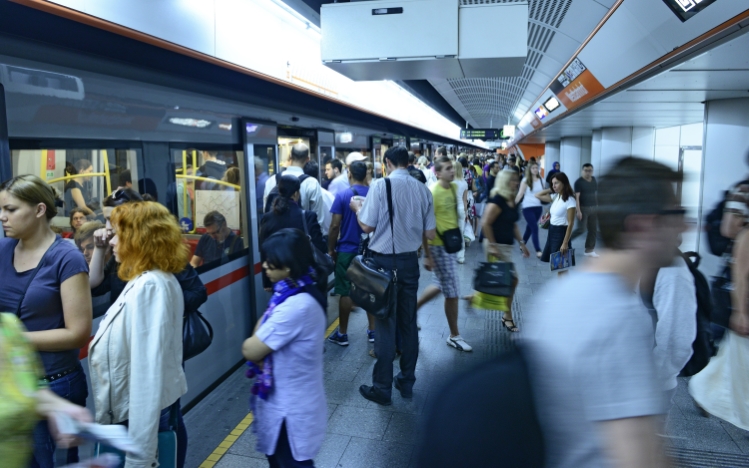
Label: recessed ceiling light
xmin=168 ymin=117 xmax=212 ymax=128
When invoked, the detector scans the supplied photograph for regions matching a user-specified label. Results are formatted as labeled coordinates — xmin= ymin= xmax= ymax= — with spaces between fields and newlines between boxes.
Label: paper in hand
xmin=53 ymin=412 xmax=144 ymax=457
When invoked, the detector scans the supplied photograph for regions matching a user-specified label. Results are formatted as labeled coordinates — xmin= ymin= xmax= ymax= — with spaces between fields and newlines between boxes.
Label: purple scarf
xmin=246 ymin=273 xmax=315 ymax=407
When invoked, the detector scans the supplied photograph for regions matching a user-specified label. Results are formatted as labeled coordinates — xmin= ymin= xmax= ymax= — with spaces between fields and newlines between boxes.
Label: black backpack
xmin=678 ymin=251 xmax=715 ymax=377
xmin=415 ymin=347 xmax=545 ymax=467
xmin=264 ymin=173 xmax=310 ymax=213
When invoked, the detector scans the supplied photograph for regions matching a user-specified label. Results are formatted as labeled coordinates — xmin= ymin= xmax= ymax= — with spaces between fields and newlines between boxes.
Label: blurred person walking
xmin=350 ymin=146 xmax=436 ymax=405
xmin=0 ymin=175 xmax=92 ymax=468
xmin=452 ymin=160 xmax=470 ymax=264
xmin=417 ymin=157 xmax=472 ymax=352
xmin=524 ymin=157 xmax=685 ymax=468
xmin=572 ymin=163 xmax=600 ymax=257
xmin=88 ymin=201 xmax=190 ymax=468
xmin=690 ymin=184 xmax=749 ymax=431
xmin=515 ymin=161 xmax=545 ymax=258
xmin=243 ymin=229 xmax=327 ymax=467
xmin=327 ymin=162 xmax=375 ymax=346
xmin=536 ymin=173 xmax=576 ymax=274
xmin=465 ymin=170 xmax=530 ymax=332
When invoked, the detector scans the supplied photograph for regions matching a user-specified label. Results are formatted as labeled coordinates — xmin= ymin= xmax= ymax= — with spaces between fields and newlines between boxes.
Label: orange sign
xmin=554 ymin=69 xmax=605 ymax=111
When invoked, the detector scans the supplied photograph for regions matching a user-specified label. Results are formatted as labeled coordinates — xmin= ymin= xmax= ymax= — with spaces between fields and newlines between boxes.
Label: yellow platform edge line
xmin=199 ymin=318 xmax=338 ymax=467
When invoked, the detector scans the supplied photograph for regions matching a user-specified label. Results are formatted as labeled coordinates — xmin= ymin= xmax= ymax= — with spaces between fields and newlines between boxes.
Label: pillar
xmin=700 ymin=98 xmax=749 ymax=274
xmin=599 ymin=127 xmax=655 ymax=174
xmin=591 ymin=129 xmax=602 ymax=173
xmin=560 ymin=137 xmax=583 ymax=181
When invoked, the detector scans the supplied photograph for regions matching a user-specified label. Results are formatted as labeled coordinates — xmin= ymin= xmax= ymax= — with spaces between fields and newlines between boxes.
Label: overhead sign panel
xmin=661 ymin=0 xmax=718 ymax=22
xmin=549 ymin=58 xmax=605 ymax=111
xmin=461 ymin=129 xmax=500 ymax=140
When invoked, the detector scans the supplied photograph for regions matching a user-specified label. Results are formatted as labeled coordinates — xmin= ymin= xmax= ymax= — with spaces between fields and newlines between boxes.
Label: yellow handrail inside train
xmin=175 ymin=175 xmax=240 ymax=190
xmin=47 ymin=173 xmax=108 ymax=184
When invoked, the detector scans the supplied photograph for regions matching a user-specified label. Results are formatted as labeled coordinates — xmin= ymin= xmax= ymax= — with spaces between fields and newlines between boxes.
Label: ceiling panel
xmin=555 ymin=0 xmax=609 ymax=43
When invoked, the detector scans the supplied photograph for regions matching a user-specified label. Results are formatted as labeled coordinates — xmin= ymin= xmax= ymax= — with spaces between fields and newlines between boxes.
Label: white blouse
xmin=550 ymin=193 xmax=576 ymax=226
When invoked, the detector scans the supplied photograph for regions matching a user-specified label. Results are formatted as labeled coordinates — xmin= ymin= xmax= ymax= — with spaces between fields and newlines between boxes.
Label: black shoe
xmin=359 ymin=385 xmax=392 ymax=406
xmin=394 ymin=379 xmax=413 ymax=399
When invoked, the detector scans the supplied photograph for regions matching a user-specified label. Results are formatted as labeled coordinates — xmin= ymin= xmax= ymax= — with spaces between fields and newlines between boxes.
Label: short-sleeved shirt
xmin=524 ymin=273 xmax=665 ymax=468
xmin=0 ymin=236 xmax=88 ymax=375
xmin=331 ymin=184 xmax=369 ymax=254
xmin=358 ymin=169 xmax=436 ymax=254
xmin=254 ymin=293 xmax=327 ymax=461
xmin=488 ymin=195 xmax=519 ymax=245
xmin=429 ymin=183 xmax=459 ymax=247
xmin=521 ymin=178 xmax=545 ymax=209
xmin=194 ymin=231 xmax=244 ymax=265
xmin=574 ymin=177 xmax=598 ymax=207
xmin=550 ymin=193 xmax=576 ymax=226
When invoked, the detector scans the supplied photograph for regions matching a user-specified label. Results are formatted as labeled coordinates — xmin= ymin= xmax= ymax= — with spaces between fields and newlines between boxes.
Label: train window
xmin=171 ymin=148 xmax=250 ymax=272
xmin=9 ymin=146 xmax=141 ymax=236
xmin=252 ymin=145 xmax=276 ymax=219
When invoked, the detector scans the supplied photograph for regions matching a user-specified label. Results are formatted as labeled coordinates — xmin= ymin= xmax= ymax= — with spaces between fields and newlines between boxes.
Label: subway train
xmin=0 ymin=7 xmax=482 ymax=410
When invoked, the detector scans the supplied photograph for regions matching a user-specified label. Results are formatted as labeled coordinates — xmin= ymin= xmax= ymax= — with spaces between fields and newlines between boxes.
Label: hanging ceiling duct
xmin=321 ymin=0 xmax=528 ymax=81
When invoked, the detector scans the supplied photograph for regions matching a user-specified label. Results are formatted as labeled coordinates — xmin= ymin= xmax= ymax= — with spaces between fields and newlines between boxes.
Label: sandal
xmin=501 ymin=317 xmax=519 ymax=332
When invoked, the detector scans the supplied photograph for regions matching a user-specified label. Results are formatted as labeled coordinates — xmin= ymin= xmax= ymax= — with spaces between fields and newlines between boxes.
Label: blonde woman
xmin=417 ymin=156 xmax=437 ymax=186
xmin=89 ymin=202 xmax=190 ymax=468
xmin=465 ymin=170 xmax=529 ymax=332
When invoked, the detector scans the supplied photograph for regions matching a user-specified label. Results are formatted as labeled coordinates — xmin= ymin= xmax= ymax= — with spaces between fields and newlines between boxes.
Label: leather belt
xmin=40 ymin=364 xmax=81 ymax=383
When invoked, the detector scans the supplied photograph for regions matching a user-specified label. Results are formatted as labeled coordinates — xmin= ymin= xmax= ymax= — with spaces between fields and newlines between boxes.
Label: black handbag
xmin=473 ymin=261 xmax=515 ymax=297
xmin=346 ymin=179 xmax=397 ymax=320
xmin=438 ymin=184 xmax=463 ymax=254
xmin=302 ymin=210 xmax=335 ymax=278
xmin=710 ymin=263 xmax=733 ymax=329
xmin=183 ymin=308 xmax=214 ymax=361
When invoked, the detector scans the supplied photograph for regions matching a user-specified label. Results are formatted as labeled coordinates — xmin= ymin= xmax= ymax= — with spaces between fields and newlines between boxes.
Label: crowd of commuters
xmin=4 ymin=143 xmax=749 ymax=468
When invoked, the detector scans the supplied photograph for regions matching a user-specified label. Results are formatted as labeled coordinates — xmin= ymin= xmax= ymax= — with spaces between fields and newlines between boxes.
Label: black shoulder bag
xmin=437 ymin=184 xmax=463 ymax=254
xmin=346 ymin=179 xmax=397 ymax=320
xmin=16 ymin=237 xmax=63 ymax=316
xmin=183 ymin=308 xmax=213 ymax=361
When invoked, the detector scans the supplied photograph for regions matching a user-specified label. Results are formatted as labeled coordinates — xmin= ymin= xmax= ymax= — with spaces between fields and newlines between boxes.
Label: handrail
xmin=175 ymin=174 xmax=240 ymax=190
xmin=47 ymin=172 xmax=108 ymax=184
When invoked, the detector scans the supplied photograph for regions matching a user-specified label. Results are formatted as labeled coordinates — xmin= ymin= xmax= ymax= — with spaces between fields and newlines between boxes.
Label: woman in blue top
xmin=242 ymin=228 xmax=327 ymax=467
xmin=0 ymin=175 xmax=92 ymax=467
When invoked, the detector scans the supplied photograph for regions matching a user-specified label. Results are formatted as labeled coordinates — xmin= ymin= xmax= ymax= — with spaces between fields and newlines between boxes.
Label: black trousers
xmin=371 ymin=252 xmax=420 ymax=398
xmin=570 ymin=206 xmax=598 ymax=251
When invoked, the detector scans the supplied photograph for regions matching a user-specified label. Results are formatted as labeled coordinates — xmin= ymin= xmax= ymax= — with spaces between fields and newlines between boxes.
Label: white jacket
xmin=89 ymin=270 xmax=187 ymax=468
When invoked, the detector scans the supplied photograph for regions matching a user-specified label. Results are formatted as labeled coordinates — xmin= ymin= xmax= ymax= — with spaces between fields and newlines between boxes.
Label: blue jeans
xmin=119 ymin=401 xmax=188 ymax=468
xmin=30 ymin=366 xmax=88 ymax=468
xmin=267 ymin=422 xmax=314 ymax=467
xmin=522 ymin=206 xmax=543 ymax=252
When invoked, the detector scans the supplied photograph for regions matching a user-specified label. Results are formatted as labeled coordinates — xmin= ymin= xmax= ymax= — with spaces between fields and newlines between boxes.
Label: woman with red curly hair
xmin=88 ymin=201 xmax=190 ymax=468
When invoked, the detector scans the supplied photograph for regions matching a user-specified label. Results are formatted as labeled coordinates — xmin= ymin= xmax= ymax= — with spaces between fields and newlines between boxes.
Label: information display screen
xmin=460 ymin=129 xmax=500 ymax=140
xmin=661 ymin=0 xmax=718 ymax=22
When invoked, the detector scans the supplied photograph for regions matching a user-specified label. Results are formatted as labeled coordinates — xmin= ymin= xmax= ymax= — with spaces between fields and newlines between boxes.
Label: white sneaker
xmin=447 ymin=335 xmax=473 ymax=352
xmin=584 ymin=251 xmax=599 ymax=258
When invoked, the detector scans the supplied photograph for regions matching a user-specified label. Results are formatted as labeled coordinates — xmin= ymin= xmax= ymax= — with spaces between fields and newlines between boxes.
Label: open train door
xmin=241 ymin=118 xmax=278 ymax=323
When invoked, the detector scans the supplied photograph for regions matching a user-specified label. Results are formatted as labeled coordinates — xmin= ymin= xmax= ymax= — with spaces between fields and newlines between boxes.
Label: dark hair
xmin=0 ymin=175 xmax=59 ymax=220
xmin=597 ymin=157 xmax=681 ymax=250
xmin=458 ymin=157 xmax=468 ymax=168
xmin=582 ymin=163 xmax=593 ymax=169
xmin=408 ymin=152 xmax=417 ymax=164
xmin=118 ymin=169 xmax=132 ymax=187
xmin=203 ymin=210 xmax=226 ymax=227
xmin=489 ymin=161 xmax=498 ymax=170
xmin=224 ymin=167 xmax=240 ymax=185
xmin=290 ymin=144 xmax=310 ymax=163
xmin=436 ymin=146 xmax=447 ymax=157
xmin=303 ymin=161 xmax=319 ymax=179
xmin=74 ymin=159 xmax=92 ymax=173
xmin=383 ymin=146 xmax=409 ymax=168
xmin=273 ymin=175 xmax=301 ymax=215
xmin=69 ymin=207 xmax=88 ymax=229
xmin=327 ymin=159 xmax=342 ymax=173
xmin=551 ymin=172 xmax=575 ymax=202
xmin=104 ymin=187 xmax=143 ymax=207
xmin=349 ymin=161 xmax=367 ymax=182
xmin=138 ymin=178 xmax=158 ymax=202
xmin=409 ymin=169 xmax=427 ymax=184
xmin=263 ymin=228 xmax=314 ymax=279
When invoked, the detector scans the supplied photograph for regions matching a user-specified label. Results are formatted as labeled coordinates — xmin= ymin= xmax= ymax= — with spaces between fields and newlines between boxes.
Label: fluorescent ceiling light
xmin=169 ymin=117 xmax=212 ymax=128
xmin=544 ymin=96 xmax=560 ymax=112
xmin=219 ymin=123 xmax=232 ymax=131
xmin=338 ymin=132 xmax=353 ymax=143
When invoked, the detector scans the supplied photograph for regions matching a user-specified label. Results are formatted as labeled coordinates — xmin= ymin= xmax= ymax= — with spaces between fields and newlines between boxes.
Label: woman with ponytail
xmin=259 ymin=175 xmax=326 ymax=291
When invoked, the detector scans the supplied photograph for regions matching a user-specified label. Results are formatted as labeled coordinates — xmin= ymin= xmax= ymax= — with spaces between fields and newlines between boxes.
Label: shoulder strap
xmin=301 ymin=209 xmax=310 ymax=238
xmin=385 ymin=179 xmax=395 ymax=256
xmin=16 ymin=236 xmax=63 ymax=317
xmin=298 ymin=174 xmax=311 ymax=184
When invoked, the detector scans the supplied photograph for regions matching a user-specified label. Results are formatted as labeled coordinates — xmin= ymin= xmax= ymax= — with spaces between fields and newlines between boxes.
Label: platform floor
xmin=185 ymin=223 xmax=749 ymax=468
